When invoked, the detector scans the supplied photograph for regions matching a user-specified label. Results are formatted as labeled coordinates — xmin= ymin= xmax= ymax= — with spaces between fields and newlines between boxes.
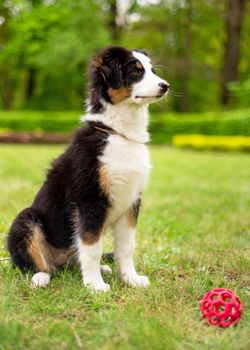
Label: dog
xmin=7 ymin=46 xmax=169 ymax=292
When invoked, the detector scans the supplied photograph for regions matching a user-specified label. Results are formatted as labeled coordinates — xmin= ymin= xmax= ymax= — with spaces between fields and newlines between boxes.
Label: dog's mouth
xmin=135 ymin=95 xmax=163 ymax=99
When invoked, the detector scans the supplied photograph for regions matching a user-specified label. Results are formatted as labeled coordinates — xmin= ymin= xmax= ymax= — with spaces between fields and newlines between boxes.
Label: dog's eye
xmin=130 ymin=68 xmax=140 ymax=76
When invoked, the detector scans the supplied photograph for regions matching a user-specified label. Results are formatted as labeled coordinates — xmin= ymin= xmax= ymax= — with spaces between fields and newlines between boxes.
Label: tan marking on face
xmin=99 ymin=164 xmax=111 ymax=195
xmin=28 ymin=226 xmax=53 ymax=272
xmin=108 ymin=86 xmax=130 ymax=103
xmin=136 ymin=61 xmax=143 ymax=69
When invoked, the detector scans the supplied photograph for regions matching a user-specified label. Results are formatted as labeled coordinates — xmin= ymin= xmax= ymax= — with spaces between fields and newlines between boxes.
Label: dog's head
xmin=88 ymin=46 xmax=169 ymax=113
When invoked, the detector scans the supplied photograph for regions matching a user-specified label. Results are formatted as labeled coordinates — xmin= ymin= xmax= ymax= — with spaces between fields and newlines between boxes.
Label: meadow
xmin=0 ymin=144 xmax=249 ymax=350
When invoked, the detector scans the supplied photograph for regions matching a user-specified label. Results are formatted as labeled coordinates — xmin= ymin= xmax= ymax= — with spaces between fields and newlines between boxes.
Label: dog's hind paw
xmin=101 ymin=264 xmax=112 ymax=275
xmin=31 ymin=272 xmax=51 ymax=288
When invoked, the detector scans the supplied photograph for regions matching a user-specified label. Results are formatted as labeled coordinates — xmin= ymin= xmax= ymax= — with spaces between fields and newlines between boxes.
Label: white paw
xmin=101 ymin=264 xmax=112 ymax=275
xmin=122 ymin=273 xmax=150 ymax=288
xmin=31 ymin=272 xmax=51 ymax=288
xmin=84 ymin=280 xmax=110 ymax=293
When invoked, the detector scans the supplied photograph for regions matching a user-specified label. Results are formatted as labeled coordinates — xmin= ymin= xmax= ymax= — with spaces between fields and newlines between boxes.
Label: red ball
xmin=200 ymin=288 xmax=242 ymax=327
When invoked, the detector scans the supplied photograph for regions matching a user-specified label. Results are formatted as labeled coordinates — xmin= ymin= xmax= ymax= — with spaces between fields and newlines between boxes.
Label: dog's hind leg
xmin=28 ymin=226 xmax=53 ymax=288
xmin=100 ymin=264 xmax=112 ymax=275
xmin=31 ymin=271 xmax=51 ymax=288
xmin=7 ymin=208 xmax=54 ymax=288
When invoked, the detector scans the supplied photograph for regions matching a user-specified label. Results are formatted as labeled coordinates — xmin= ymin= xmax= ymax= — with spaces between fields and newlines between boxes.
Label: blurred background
xmin=0 ymin=0 xmax=250 ymax=150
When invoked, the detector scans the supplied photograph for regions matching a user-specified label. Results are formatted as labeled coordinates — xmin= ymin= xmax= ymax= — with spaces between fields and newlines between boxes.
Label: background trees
xmin=221 ymin=0 xmax=246 ymax=105
xmin=0 ymin=0 xmax=249 ymax=112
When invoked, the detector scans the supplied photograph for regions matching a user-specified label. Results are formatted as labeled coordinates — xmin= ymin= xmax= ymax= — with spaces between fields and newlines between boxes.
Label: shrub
xmin=149 ymin=110 xmax=250 ymax=144
xmin=0 ymin=110 xmax=250 ymax=144
xmin=172 ymin=134 xmax=250 ymax=152
xmin=0 ymin=111 xmax=80 ymax=133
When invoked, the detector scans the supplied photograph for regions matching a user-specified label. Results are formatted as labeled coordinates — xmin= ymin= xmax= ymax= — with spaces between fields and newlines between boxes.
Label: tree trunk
xmin=108 ymin=0 xmax=120 ymax=42
xmin=180 ymin=0 xmax=192 ymax=112
xmin=221 ymin=0 xmax=246 ymax=105
xmin=26 ymin=67 xmax=37 ymax=99
xmin=1 ymin=70 xmax=12 ymax=110
xmin=0 ymin=4 xmax=12 ymax=109
xmin=25 ymin=0 xmax=42 ymax=101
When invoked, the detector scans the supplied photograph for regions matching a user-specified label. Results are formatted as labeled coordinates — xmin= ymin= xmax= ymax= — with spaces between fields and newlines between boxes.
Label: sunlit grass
xmin=0 ymin=144 xmax=249 ymax=350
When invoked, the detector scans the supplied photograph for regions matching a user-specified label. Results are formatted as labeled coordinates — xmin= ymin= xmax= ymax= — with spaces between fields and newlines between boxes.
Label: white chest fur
xmin=99 ymin=135 xmax=151 ymax=225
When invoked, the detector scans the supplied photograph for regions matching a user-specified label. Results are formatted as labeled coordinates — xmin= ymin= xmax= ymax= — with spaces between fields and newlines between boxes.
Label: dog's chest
xmin=100 ymin=135 xmax=151 ymax=223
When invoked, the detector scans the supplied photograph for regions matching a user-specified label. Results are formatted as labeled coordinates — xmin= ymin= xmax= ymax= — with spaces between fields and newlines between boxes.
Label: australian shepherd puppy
xmin=7 ymin=46 xmax=169 ymax=292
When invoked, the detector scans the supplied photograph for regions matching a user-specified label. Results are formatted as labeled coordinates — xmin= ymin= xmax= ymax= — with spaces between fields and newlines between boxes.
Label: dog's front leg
xmin=114 ymin=201 xmax=149 ymax=288
xmin=76 ymin=235 xmax=110 ymax=292
xmin=74 ymin=206 xmax=110 ymax=292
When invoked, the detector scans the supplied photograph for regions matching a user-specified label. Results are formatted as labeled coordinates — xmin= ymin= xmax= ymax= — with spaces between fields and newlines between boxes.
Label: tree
xmin=0 ymin=3 xmax=12 ymax=109
xmin=175 ymin=0 xmax=192 ymax=112
xmin=0 ymin=0 xmax=111 ymax=110
xmin=25 ymin=0 xmax=42 ymax=101
xmin=221 ymin=0 xmax=246 ymax=105
xmin=121 ymin=0 xmax=226 ymax=112
xmin=108 ymin=0 xmax=120 ymax=41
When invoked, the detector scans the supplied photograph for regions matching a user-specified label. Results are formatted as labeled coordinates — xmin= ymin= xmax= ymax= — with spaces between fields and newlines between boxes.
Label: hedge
xmin=172 ymin=134 xmax=250 ymax=152
xmin=0 ymin=111 xmax=80 ymax=133
xmin=149 ymin=110 xmax=250 ymax=144
xmin=0 ymin=110 xmax=250 ymax=144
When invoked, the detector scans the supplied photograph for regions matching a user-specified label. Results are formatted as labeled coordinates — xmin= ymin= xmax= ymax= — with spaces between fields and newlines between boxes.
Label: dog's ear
xmin=98 ymin=59 xmax=122 ymax=90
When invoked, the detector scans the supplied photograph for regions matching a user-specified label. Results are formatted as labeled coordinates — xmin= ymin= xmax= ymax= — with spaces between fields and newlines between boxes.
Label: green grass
xmin=0 ymin=145 xmax=249 ymax=350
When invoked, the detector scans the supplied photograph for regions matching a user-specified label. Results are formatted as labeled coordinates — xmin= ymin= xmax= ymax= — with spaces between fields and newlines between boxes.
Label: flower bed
xmin=172 ymin=134 xmax=250 ymax=152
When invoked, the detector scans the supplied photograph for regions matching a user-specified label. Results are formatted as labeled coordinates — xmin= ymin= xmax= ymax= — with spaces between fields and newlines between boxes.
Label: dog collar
xmin=93 ymin=125 xmax=148 ymax=145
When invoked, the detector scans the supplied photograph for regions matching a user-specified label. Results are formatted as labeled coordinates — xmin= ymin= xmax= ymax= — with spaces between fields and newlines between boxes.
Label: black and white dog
xmin=7 ymin=46 xmax=169 ymax=292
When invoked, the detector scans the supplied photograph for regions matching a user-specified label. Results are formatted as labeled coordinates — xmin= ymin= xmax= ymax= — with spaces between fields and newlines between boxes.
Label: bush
xmin=149 ymin=110 xmax=250 ymax=144
xmin=0 ymin=110 xmax=250 ymax=144
xmin=229 ymin=78 xmax=250 ymax=108
xmin=0 ymin=111 xmax=80 ymax=133
xmin=172 ymin=134 xmax=250 ymax=152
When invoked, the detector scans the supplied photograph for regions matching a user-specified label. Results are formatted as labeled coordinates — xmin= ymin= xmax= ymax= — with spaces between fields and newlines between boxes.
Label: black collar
xmin=93 ymin=125 xmax=148 ymax=145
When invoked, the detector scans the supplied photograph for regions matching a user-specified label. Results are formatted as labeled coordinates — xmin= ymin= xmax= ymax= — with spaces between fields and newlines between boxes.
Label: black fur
xmin=133 ymin=199 xmax=141 ymax=226
xmin=7 ymin=121 xmax=111 ymax=271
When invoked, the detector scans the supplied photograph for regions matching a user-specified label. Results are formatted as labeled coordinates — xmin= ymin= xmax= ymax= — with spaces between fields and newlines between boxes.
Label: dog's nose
xmin=159 ymin=82 xmax=170 ymax=93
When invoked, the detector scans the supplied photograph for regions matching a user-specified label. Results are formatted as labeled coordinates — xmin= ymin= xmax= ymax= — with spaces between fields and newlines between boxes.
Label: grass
xmin=0 ymin=144 xmax=249 ymax=350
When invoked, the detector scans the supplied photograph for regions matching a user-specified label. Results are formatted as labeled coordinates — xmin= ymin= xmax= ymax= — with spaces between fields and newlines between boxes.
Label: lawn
xmin=0 ymin=144 xmax=249 ymax=350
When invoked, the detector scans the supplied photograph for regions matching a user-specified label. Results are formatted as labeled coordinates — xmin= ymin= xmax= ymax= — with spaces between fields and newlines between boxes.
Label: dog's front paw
xmin=122 ymin=273 xmax=150 ymax=288
xmin=84 ymin=280 xmax=110 ymax=293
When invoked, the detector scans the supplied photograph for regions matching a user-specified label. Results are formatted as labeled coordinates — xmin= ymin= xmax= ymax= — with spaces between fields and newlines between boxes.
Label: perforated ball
xmin=200 ymin=288 xmax=242 ymax=327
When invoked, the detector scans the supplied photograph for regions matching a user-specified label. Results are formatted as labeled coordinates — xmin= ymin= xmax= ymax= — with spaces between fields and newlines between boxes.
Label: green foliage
xmin=121 ymin=0 xmax=227 ymax=112
xmin=0 ymin=110 xmax=250 ymax=145
xmin=0 ymin=111 xmax=80 ymax=133
xmin=172 ymin=134 xmax=250 ymax=152
xmin=150 ymin=109 xmax=250 ymax=143
xmin=229 ymin=77 xmax=250 ymax=108
xmin=1 ymin=0 xmax=250 ymax=111
xmin=0 ymin=145 xmax=249 ymax=349
xmin=0 ymin=0 xmax=111 ymax=110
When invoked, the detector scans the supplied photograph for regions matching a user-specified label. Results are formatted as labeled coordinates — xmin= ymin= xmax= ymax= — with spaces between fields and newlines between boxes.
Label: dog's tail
xmin=7 ymin=207 xmax=52 ymax=273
